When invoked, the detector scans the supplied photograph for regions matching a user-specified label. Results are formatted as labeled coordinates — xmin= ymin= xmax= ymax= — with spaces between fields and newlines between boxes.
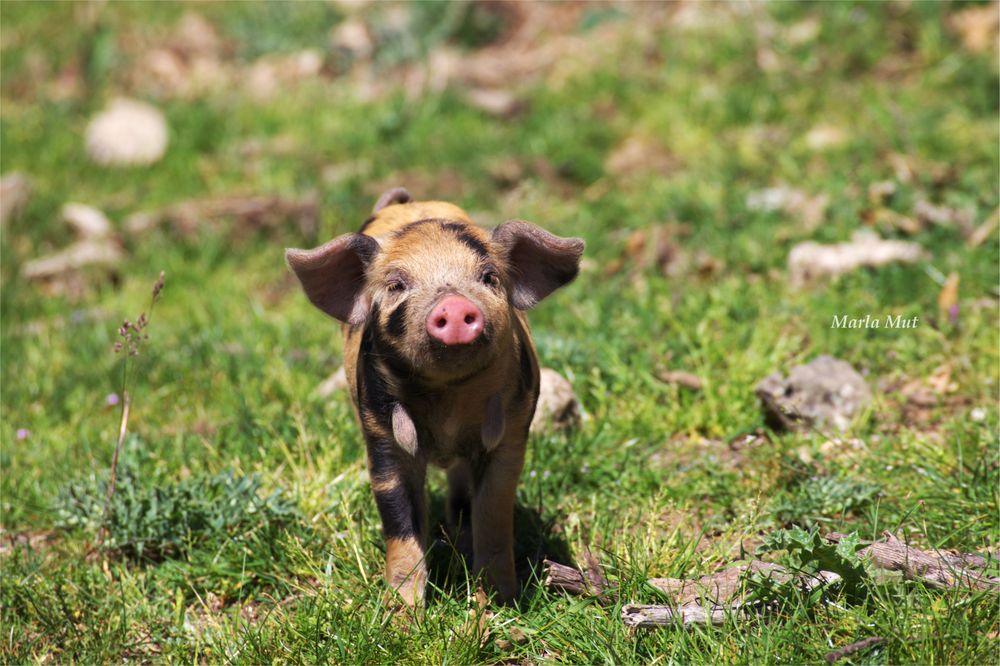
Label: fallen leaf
xmin=937 ymin=272 xmax=959 ymax=325
xmin=967 ymin=207 xmax=999 ymax=247
xmin=867 ymin=180 xmax=897 ymax=205
xmin=804 ymin=125 xmax=847 ymax=151
xmin=605 ymin=135 xmax=679 ymax=179
xmin=913 ymin=199 xmax=974 ymax=234
xmin=947 ymin=3 xmax=999 ymax=53
xmin=462 ymin=87 xmax=524 ymax=118
xmin=656 ymin=370 xmax=704 ymax=391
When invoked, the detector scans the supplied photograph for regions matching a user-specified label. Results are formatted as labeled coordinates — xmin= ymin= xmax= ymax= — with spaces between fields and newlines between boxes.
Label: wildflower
xmin=106 ymin=393 xmax=120 ymax=406
xmin=16 ymin=428 xmax=30 ymax=440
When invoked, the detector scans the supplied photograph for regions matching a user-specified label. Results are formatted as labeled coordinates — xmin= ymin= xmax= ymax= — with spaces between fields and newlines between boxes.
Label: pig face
xmin=286 ymin=206 xmax=583 ymax=385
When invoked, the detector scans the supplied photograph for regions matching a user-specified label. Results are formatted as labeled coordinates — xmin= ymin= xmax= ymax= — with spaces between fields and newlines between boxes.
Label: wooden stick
xmin=825 ymin=636 xmax=885 ymax=664
xmin=828 ymin=532 xmax=998 ymax=591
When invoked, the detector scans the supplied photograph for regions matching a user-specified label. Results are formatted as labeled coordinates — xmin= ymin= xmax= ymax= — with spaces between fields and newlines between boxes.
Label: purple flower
xmin=948 ymin=303 xmax=959 ymax=325
xmin=15 ymin=429 xmax=29 ymax=440
xmin=106 ymin=393 xmax=120 ymax=406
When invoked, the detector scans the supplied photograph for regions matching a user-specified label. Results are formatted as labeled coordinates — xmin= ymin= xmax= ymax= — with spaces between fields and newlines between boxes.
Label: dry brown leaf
xmin=867 ymin=180 xmax=897 ymax=205
xmin=656 ymin=370 xmax=704 ymax=391
xmin=968 ymin=207 xmax=999 ymax=247
xmin=804 ymin=125 xmax=847 ymax=151
xmin=947 ymin=2 xmax=999 ymax=53
xmin=937 ymin=272 xmax=960 ymax=324
xmin=462 ymin=87 xmax=524 ymax=118
xmin=605 ymin=135 xmax=679 ymax=180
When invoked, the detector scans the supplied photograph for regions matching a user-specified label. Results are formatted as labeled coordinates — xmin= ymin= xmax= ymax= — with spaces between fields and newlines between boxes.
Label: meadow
xmin=1 ymin=2 xmax=998 ymax=663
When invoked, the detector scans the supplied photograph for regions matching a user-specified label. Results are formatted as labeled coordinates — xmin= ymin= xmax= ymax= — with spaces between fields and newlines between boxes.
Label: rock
xmin=85 ymin=99 xmax=169 ymax=167
xmin=530 ymin=368 xmax=581 ymax=434
xmin=787 ymin=231 xmax=924 ymax=287
xmin=0 ymin=172 xmax=31 ymax=226
xmin=315 ymin=366 xmax=348 ymax=399
xmin=756 ymin=355 xmax=872 ymax=432
xmin=62 ymin=203 xmax=112 ymax=238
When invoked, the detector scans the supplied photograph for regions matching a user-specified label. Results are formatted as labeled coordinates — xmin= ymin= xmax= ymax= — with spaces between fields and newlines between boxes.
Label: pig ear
xmin=373 ymin=187 xmax=413 ymax=213
xmin=285 ymin=233 xmax=380 ymax=325
xmin=492 ymin=221 xmax=585 ymax=310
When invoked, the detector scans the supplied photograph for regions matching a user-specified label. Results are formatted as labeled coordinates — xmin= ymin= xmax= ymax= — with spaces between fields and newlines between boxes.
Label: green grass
xmin=2 ymin=2 xmax=998 ymax=663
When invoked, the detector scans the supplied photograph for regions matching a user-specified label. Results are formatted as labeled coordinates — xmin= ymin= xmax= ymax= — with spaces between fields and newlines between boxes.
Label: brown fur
xmin=286 ymin=189 xmax=583 ymax=606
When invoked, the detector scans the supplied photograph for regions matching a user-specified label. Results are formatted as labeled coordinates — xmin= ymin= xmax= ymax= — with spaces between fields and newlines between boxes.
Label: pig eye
xmin=481 ymin=270 xmax=500 ymax=288
xmin=386 ymin=277 xmax=408 ymax=293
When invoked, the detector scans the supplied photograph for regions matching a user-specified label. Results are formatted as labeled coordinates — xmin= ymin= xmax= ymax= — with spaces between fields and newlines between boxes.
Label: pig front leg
xmin=471 ymin=440 xmax=526 ymax=604
xmin=365 ymin=434 xmax=428 ymax=607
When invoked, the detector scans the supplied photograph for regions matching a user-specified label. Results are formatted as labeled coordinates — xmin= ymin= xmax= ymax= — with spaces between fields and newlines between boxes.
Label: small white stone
xmin=971 ymin=408 xmax=987 ymax=422
xmin=62 ymin=202 xmax=112 ymax=238
xmin=85 ymin=98 xmax=169 ymax=167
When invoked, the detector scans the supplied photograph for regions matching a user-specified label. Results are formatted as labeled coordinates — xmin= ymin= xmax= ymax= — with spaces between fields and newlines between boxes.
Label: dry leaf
xmin=804 ymin=125 xmax=847 ymax=151
xmin=656 ymin=370 xmax=704 ymax=391
xmin=937 ymin=273 xmax=959 ymax=325
xmin=947 ymin=3 xmax=999 ymax=53
xmin=967 ymin=207 xmax=999 ymax=247
xmin=605 ymin=135 xmax=679 ymax=179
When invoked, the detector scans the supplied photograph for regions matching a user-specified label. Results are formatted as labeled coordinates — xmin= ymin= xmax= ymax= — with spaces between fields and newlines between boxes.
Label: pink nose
xmin=426 ymin=295 xmax=484 ymax=345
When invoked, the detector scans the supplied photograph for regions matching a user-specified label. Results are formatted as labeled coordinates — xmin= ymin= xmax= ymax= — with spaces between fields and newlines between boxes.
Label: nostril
xmin=464 ymin=314 xmax=476 ymax=325
xmin=435 ymin=317 xmax=447 ymax=328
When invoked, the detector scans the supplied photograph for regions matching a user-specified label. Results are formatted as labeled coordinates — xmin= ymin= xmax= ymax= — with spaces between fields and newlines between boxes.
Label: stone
xmin=756 ymin=355 xmax=872 ymax=432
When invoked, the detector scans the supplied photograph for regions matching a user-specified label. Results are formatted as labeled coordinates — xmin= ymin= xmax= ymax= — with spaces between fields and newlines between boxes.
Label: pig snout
xmin=426 ymin=294 xmax=484 ymax=345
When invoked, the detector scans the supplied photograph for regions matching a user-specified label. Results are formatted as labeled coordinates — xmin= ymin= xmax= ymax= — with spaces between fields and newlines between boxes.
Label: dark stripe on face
xmin=392 ymin=219 xmax=436 ymax=240
xmin=385 ymin=301 xmax=408 ymax=339
xmin=441 ymin=222 xmax=489 ymax=259
xmin=358 ymin=214 xmax=377 ymax=233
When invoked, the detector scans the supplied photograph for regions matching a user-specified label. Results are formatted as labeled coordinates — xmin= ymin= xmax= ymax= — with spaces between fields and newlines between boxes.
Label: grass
xmin=1 ymin=2 xmax=998 ymax=663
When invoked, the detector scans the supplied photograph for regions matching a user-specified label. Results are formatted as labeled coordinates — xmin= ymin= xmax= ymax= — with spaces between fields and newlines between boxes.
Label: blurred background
xmin=1 ymin=1 xmax=998 ymax=663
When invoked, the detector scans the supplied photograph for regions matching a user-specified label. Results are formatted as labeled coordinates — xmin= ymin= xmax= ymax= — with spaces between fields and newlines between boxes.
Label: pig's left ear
xmin=286 ymin=233 xmax=380 ymax=325
xmin=492 ymin=221 xmax=585 ymax=310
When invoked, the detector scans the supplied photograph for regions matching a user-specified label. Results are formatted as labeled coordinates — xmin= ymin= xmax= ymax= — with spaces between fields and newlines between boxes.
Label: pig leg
xmin=367 ymin=442 xmax=428 ymax=607
xmin=446 ymin=461 xmax=474 ymax=557
xmin=471 ymin=443 xmax=525 ymax=603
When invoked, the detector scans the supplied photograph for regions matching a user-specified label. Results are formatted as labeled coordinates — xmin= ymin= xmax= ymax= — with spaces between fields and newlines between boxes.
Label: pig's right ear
xmin=285 ymin=233 xmax=380 ymax=325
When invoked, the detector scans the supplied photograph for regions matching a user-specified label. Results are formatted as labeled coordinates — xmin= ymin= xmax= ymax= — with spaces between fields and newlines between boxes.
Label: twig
xmin=543 ymin=555 xmax=617 ymax=605
xmin=827 ymin=532 xmax=998 ymax=591
xmin=825 ymin=636 xmax=885 ymax=664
